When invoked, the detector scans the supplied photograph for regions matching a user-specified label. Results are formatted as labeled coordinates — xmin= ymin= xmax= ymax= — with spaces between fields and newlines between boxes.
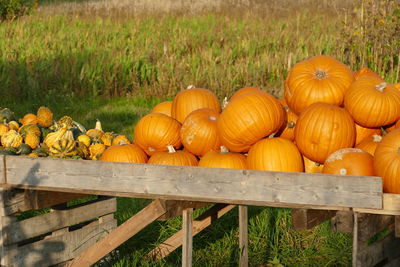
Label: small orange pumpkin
xmin=355 ymin=123 xmax=381 ymax=145
xmin=148 ymin=145 xmax=198 ymax=166
xmin=303 ymin=156 xmax=324 ymax=173
xmin=100 ymin=144 xmax=148 ymax=163
xmin=323 ymin=148 xmax=374 ymax=176
xmin=230 ymin=87 xmax=263 ymax=102
xmin=356 ymin=134 xmax=382 ymax=156
xmin=151 ymin=101 xmax=172 ymax=117
xmin=276 ymin=106 xmax=298 ymax=141
xmin=198 ymin=146 xmax=247 ymax=169
xmin=180 ymin=108 xmax=221 ymax=156
xmin=20 ymin=113 xmax=38 ymax=125
xmin=112 ymin=135 xmax=131 ymax=145
xmin=36 ymin=106 xmax=53 ymax=127
xmin=353 ymin=67 xmax=382 ymax=80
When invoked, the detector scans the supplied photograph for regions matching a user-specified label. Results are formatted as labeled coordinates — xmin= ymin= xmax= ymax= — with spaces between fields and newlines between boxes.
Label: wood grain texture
xmin=157 ymin=200 xmax=210 ymax=221
xmin=0 ymin=155 xmax=5 ymax=184
xmin=6 ymin=218 xmax=116 ymax=267
xmin=67 ymin=199 xmax=167 ymax=267
xmin=357 ymin=214 xmax=394 ymax=242
xmin=239 ymin=205 xmax=248 ymax=267
xmin=354 ymin=194 xmax=400 ymax=215
xmin=331 ymin=210 xmax=354 ymax=233
xmin=292 ymin=209 xmax=337 ymax=230
xmin=395 ymin=216 xmax=400 ymax=238
xmin=182 ymin=208 xmax=193 ymax=267
xmin=4 ymin=197 xmax=116 ymax=245
xmin=4 ymin=156 xmax=383 ymax=209
xmin=148 ymin=204 xmax=235 ymax=260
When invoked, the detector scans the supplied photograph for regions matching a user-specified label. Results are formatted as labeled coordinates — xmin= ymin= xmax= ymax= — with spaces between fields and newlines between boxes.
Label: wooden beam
xmin=66 ymin=199 xmax=167 ymax=267
xmin=182 ymin=208 xmax=193 ymax=267
xmin=353 ymin=194 xmax=400 ymax=216
xmin=239 ymin=205 xmax=248 ymax=267
xmin=148 ymin=204 xmax=235 ymax=260
xmin=292 ymin=209 xmax=337 ymax=230
xmin=5 ymin=156 xmax=383 ymax=210
xmin=157 ymin=200 xmax=210 ymax=221
xmin=0 ymin=155 xmax=5 ymax=184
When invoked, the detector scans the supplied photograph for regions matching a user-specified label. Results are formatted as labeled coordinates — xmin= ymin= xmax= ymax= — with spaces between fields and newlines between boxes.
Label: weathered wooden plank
xmin=354 ymin=194 xmax=400 ymax=216
xmin=4 ymin=197 xmax=116 ymax=245
xmin=395 ymin=216 xmax=400 ymax=238
xmin=239 ymin=205 xmax=248 ymax=267
xmin=0 ymin=187 xmax=7 ymax=267
xmin=331 ymin=210 xmax=354 ymax=233
xmin=157 ymin=200 xmax=210 ymax=221
xmin=292 ymin=209 xmax=337 ymax=230
xmin=5 ymin=157 xmax=383 ymax=209
xmin=182 ymin=208 xmax=193 ymax=267
xmin=6 ymin=218 xmax=116 ymax=266
xmin=355 ymin=232 xmax=400 ymax=267
xmin=357 ymin=214 xmax=394 ymax=242
xmin=67 ymin=199 xmax=167 ymax=267
xmin=0 ymin=155 xmax=5 ymax=184
xmin=148 ymin=204 xmax=235 ymax=259
xmin=24 ymin=190 xmax=88 ymax=211
xmin=352 ymin=212 xmax=359 ymax=267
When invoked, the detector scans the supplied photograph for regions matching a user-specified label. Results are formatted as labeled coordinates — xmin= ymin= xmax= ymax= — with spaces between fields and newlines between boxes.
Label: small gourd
xmin=86 ymin=120 xmax=104 ymax=139
xmin=24 ymin=133 xmax=40 ymax=149
xmin=49 ymin=139 xmax=78 ymax=158
xmin=77 ymin=134 xmax=91 ymax=147
xmin=1 ymin=130 xmax=23 ymax=148
xmin=20 ymin=113 xmax=38 ymax=125
xmin=37 ymin=106 xmax=54 ymax=127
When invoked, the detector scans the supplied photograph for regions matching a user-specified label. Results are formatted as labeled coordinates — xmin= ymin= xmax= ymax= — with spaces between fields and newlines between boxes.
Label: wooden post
xmin=182 ymin=208 xmax=193 ymax=267
xmin=352 ymin=212 xmax=359 ymax=267
xmin=395 ymin=216 xmax=400 ymax=238
xmin=0 ymin=187 xmax=6 ymax=266
xmin=67 ymin=199 xmax=167 ymax=267
xmin=239 ymin=205 xmax=248 ymax=267
xmin=292 ymin=209 xmax=337 ymax=230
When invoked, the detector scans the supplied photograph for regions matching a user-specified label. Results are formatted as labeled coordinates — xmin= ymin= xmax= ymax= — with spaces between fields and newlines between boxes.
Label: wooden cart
xmin=0 ymin=155 xmax=399 ymax=266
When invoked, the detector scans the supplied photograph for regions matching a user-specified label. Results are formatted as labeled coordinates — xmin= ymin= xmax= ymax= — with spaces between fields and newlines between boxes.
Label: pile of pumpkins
xmin=0 ymin=107 xmax=131 ymax=160
xmin=1 ymin=55 xmax=400 ymax=194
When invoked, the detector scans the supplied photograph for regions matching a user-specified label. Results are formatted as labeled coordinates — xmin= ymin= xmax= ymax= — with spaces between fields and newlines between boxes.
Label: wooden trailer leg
xmin=395 ymin=216 xmax=400 ymax=238
xmin=239 ymin=205 xmax=248 ymax=267
xmin=352 ymin=212 xmax=359 ymax=267
xmin=0 ymin=187 xmax=6 ymax=267
xmin=66 ymin=199 xmax=168 ymax=267
xmin=182 ymin=208 xmax=193 ymax=267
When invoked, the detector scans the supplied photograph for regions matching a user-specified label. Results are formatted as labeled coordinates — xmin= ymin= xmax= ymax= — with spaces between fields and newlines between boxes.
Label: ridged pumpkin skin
xmin=100 ymin=144 xmax=148 ymax=163
xmin=171 ymin=88 xmax=221 ymax=123
xmin=36 ymin=106 xmax=53 ymax=127
xmin=284 ymin=55 xmax=354 ymax=115
xmin=230 ymin=87 xmax=263 ymax=102
xmin=355 ymin=123 xmax=381 ymax=145
xmin=198 ymin=146 xmax=247 ymax=169
xmin=1 ymin=130 xmax=23 ymax=148
xmin=180 ymin=108 xmax=221 ymax=156
xmin=218 ymin=91 xmax=285 ymax=152
xmin=151 ymin=101 xmax=172 ymax=117
xmin=344 ymin=78 xmax=400 ymax=128
xmin=323 ymin=148 xmax=374 ymax=176
xmin=276 ymin=106 xmax=298 ymax=141
xmin=303 ymin=156 xmax=324 ymax=173
xmin=353 ymin=67 xmax=382 ymax=80
xmin=374 ymin=129 xmax=400 ymax=193
xmin=148 ymin=146 xmax=198 ymax=166
xmin=247 ymin=137 xmax=303 ymax=172
xmin=24 ymin=133 xmax=40 ymax=149
xmin=294 ymin=103 xmax=356 ymax=164
xmin=20 ymin=113 xmax=38 ymax=125
xmin=134 ymin=113 xmax=182 ymax=156
xmin=356 ymin=134 xmax=382 ymax=156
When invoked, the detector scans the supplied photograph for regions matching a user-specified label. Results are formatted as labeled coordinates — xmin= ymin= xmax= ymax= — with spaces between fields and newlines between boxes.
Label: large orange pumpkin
xmin=148 ymin=145 xmax=198 ymax=166
xmin=99 ymin=144 xmax=148 ymax=163
xmin=134 ymin=113 xmax=182 ymax=155
xmin=355 ymin=123 xmax=381 ymax=145
xmin=198 ymin=146 xmax=247 ymax=169
xmin=323 ymin=148 xmax=374 ymax=176
xmin=247 ymin=137 xmax=303 ymax=172
xmin=353 ymin=67 xmax=382 ymax=80
xmin=294 ymin=103 xmax=356 ymax=164
xmin=303 ymin=156 xmax=324 ymax=173
xmin=344 ymin=78 xmax=400 ymax=128
xmin=151 ymin=101 xmax=172 ymax=117
xmin=374 ymin=129 xmax=400 ymax=193
xmin=218 ymin=91 xmax=285 ymax=152
xmin=356 ymin=134 xmax=382 ymax=156
xmin=171 ymin=88 xmax=221 ymax=123
xmin=180 ymin=108 xmax=221 ymax=156
xmin=284 ymin=55 xmax=354 ymax=115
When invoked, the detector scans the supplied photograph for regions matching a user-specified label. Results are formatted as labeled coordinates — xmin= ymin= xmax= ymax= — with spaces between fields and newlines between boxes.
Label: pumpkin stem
xmin=209 ymin=115 xmax=217 ymax=121
xmin=222 ymin=97 xmax=229 ymax=109
xmin=315 ymin=162 xmax=321 ymax=167
xmin=339 ymin=168 xmax=347 ymax=175
xmin=268 ymin=133 xmax=275 ymax=138
xmin=372 ymin=134 xmax=382 ymax=143
xmin=95 ymin=119 xmax=103 ymax=132
xmin=220 ymin=146 xmax=229 ymax=154
xmin=186 ymin=85 xmax=195 ymax=90
xmin=315 ymin=68 xmax=327 ymax=79
xmin=288 ymin=121 xmax=296 ymax=128
xmin=375 ymin=82 xmax=387 ymax=92
xmin=167 ymin=145 xmax=176 ymax=153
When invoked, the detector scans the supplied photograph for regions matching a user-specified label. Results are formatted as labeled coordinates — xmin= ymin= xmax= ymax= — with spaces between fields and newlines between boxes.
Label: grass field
xmin=1 ymin=0 xmax=400 ymax=266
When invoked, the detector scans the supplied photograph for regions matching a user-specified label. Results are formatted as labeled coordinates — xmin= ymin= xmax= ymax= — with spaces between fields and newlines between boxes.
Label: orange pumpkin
xmin=180 ymin=108 xmax=221 ymax=156
xmin=294 ymin=103 xmax=356 ymax=164
xmin=218 ymin=91 xmax=285 ymax=152
xmin=323 ymin=148 xmax=374 ymax=176
xmin=278 ymin=97 xmax=288 ymax=106
xmin=374 ymin=129 xmax=400 ymax=193
xmin=198 ymin=146 xmax=247 ymax=169
xmin=303 ymin=156 xmax=324 ymax=173
xmin=148 ymin=145 xmax=198 ymax=166
xmin=344 ymin=78 xmax=400 ymax=128
xmin=384 ymin=120 xmax=400 ymax=133
xmin=171 ymin=88 xmax=221 ymax=123
xmin=20 ymin=113 xmax=38 ymax=125
xmin=284 ymin=55 xmax=354 ymax=115
xmin=353 ymin=67 xmax=382 ymax=80
xmin=99 ymin=144 xmax=148 ymax=163
xmin=151 ymin=101 xmax=172 ymax=117
xmin=276 ymin=106 xmax=298 ymax=141
xmin=230 ymin=87 xmax=263 ymax=102
xmin=36 ymin=106 xmax=53 ymax=127
xmin=247 ymin=137 xmax=303 ymax=172
xmin=112 ymin=135 xmax=131 ymax=145
xmin=355 ymin=123 xmax=381 ymax=145
xmin=134 ymin=113 xmax=182 ymax=155
xmin=356 ymin=134 xmax=382 ymax=156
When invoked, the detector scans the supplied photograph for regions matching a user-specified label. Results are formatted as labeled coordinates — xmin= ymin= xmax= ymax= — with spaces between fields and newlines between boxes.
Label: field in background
xmin=1 ymin=0 xmax=399 ymax=266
